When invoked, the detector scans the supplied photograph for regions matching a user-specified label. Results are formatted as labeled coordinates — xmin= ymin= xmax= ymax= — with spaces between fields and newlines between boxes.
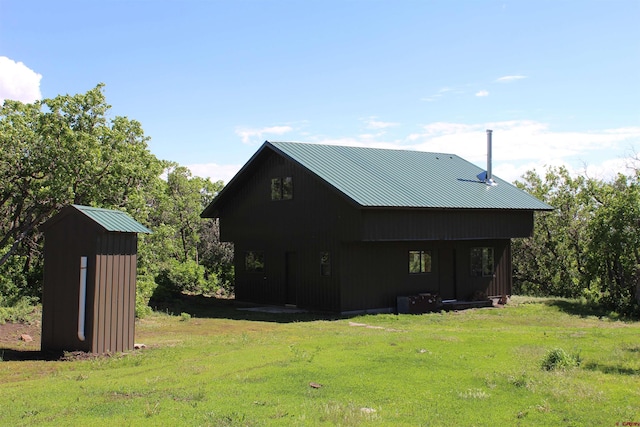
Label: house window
xmin=271 ymin=176 xmax=293 ymax=200
xmin=320 ymin=252 xmax=331 ymax=276
xmin=471 ymin=247 xmax=494 ymax=277
xmin=245 ymin=251 xmax=264 ymax=272
xmin=409 ymin=250 xmax=432 ymax=274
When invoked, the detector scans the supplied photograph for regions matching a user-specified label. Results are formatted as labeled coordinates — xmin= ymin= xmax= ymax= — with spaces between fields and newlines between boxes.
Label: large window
xmin=245 ymin=251 xmax=264 ymax=272
xmin=271 ymin=176 xmax=293 ymax=200
xmin=409 ymin=250 xmax=432 ymax=274
xmin=320 ymin=252 xmax=331 ymax=276
xmin=471 ymin=247 xmax=494 ymax=277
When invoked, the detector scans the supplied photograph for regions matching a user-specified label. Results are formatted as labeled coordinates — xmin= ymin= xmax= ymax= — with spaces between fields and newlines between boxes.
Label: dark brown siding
xmin=339 ymin=240 xmax=511 ymax=312
xmin=42 ymin=214 xmax=100 ymax=352
xmin=42 ymin=210 xmax=138 ymax=353
xmin=221 ymin=151 xmax=354 ymax=311
xmin=92 ymin=233 xmax=137 ymax=353
xmin=452 ymin=239 xmax=511 ymax=300
xmin=361 ymin=209 xmax=534 ymax=241
xmin=214 ymin=150 xmax=519 ymax=312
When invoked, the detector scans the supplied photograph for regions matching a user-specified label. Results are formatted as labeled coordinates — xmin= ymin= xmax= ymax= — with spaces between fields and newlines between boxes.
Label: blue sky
xmin=1 ymin=0 xmax=639 ymax=184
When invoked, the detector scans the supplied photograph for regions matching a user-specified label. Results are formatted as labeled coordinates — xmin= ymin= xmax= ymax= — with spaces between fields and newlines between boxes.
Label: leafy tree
xmin=141 ymin=166 xmax=232 ymax=299
xmin=585 ymin=172 xmax=640 ymax=313
xmin=513 ymin=166 xmax=595 ymax=297
xmin=0 ymin=84 xmax=163 ymax=302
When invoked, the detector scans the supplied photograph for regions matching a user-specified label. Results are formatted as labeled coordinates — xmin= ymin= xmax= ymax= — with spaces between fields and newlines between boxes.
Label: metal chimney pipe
xmin=486 ymin=129 xmax=493 ymax=183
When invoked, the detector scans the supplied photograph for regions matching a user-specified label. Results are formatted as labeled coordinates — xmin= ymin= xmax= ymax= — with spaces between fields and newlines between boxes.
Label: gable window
xmin=271 ymin=176 xmax=293 ymax=200
xmin=409 ymin=250 xmax=432 ymax=274
xmin=245 ymin=251 xmax=264 ymax=272
xmin=320 ymin=251 xmax=331 ymax=276
xmin=471 ymin=247 xmax=494 ymax=277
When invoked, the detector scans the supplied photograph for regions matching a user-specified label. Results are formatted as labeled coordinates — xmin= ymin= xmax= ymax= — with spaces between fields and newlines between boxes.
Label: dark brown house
xmin=201 ymin=141 xmax=551 ymax=313
xmin=41 ymin=205 xmax=150 ymax=353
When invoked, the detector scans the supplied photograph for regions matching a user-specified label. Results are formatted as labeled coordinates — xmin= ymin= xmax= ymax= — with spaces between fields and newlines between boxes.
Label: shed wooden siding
xmin=93 ymin=233 xmax=137 ymax=353
xmin=42 ymin=213 xmax=100 ymax=352
xmin=42 ymin=211 xmax=138 ymax=353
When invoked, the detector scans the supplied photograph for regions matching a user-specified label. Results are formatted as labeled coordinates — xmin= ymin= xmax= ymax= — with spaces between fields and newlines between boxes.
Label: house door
xmin=285 ymin=252 xmax=297 ymax=305
xmin=439 ymin=248 xmax=456 ymax=300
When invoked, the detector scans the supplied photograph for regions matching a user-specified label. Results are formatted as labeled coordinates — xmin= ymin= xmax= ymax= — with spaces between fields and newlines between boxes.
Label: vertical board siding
xmin=215 ymin=149 xmax=520 ymax=313
xmin=361 ymin=210 xmax=534 ymax=241
xmin=94 ymin=233 xmax=137 ymax=353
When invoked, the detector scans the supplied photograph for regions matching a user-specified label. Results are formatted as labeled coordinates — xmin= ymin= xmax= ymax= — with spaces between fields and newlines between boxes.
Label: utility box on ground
xmin=41 ymin=205 xmax=150 ymax=353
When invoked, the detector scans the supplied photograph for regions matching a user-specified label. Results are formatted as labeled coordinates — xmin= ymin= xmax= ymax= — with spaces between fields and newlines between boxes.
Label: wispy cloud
xmin=364 ymin=116 xmax=400 ymax=130
xmin=475 ymin=90 xmax=489 ymax=97
xmin=235 ymin=125 xmax=293 ymax=144
xmin=421 ymin=86 xmax=459 ymax=102
xmin=495 ymin=75 xmax=527 ymax=83
xmin=405 ymin=120 xmax=640 ymax=181
xmin=0 ymin=56 xmax=42 ymax=103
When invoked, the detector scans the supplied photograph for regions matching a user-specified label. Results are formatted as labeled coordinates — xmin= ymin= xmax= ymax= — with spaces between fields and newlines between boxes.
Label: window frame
xmin=320 ymin=251 xmax=331 ymax=276
xmin=470 ymin=247 xmax=494 ymax=277
xmin=270 ymin=176 xmax=293 ymax=201
xmin=245 ymin=250 xmax=265 ymax=273
xmin=408 ymin=250 xmax=432 ymax=274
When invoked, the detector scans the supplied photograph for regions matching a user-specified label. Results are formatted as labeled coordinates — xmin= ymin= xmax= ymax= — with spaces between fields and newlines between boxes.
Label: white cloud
xmin=403 ymin=120 xmax=640 ymax=182
xmin=475 ymin=90 xmax=489 ymax=97
xmin=364 ymin=117 xmax=399 ymax=130
xmin=0 ymin=57 xmax=42 ymax=103
xmin=495 ymin=75 xmax=527 ymax=83
xmin=235 ymin=125 xmax=293 ymax=144
xmin=187 ymin=162 xmax=243 ymax=185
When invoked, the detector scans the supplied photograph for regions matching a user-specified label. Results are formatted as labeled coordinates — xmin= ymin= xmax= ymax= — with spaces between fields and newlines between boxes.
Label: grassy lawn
xmin=1 ymin=296 xmax=639 ymax=426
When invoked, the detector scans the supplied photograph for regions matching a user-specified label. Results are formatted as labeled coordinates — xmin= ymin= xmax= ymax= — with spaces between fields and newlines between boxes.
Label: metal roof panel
xmin=72 ymin=205 xmax=152 ymax=233
xmin=268 ymin=141 xmax=552 ymax=210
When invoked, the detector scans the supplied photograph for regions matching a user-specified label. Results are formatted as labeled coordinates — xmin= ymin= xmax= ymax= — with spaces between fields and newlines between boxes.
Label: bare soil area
xmin=0 ymin=321 xmax=41 ymax=351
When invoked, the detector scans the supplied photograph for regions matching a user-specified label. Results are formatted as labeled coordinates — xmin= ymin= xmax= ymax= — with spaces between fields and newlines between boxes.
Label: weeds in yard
xmin=541 ymin=348 xmax=582 ymax=371
xmin=508 ymin=371 xmax=532 ymax=389
xmin=457 ymin=388 xmax=490 ymax=399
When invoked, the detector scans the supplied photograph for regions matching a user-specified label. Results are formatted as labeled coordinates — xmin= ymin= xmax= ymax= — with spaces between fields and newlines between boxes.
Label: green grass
xmin=1 ymin=296 xmax=639 ymax=426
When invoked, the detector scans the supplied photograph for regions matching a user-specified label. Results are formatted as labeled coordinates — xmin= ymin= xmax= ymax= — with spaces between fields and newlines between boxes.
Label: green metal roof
xmin=268 ymin=141 xmax=552 ymax=210
xmin=72 ymin=205 xmax=151 ymax=233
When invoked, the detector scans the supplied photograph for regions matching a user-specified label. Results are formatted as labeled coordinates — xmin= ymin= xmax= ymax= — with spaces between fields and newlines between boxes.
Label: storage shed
xmin=201 ymin=141 xmax=552 ymax=314
xmin=41 ymin=205 xmax=150 ymax=353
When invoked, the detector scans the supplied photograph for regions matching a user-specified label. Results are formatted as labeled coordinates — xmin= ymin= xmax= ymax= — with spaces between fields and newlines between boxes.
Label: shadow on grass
xmin=583 ymin=361 xmax=640 ymax=376
xmin=149 ymin=294 xmax=346 ymax=323
xmin=0 ymin=349 xmax=63 ymax=362
xmin=543 ymin=299 xmax=612 ymax=318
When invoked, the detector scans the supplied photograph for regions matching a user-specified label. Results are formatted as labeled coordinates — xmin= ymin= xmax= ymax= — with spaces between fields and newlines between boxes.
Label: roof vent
xmin=477 ymin=129 xmax=497 ymax=186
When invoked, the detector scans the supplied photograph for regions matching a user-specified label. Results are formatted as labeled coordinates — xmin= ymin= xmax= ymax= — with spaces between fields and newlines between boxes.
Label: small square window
xmin=471 ymin=247 xmax=494 ymax=277
xmin=409 ymin=250 xmax=432 ymax=274
xmin=320 ymin=251 xmax=331 ymax=276
xmin=271 ymin=178 xmax=282 ymax=200
xmin=245 ymin=251 xmax=264 ymax=272
xmin=271 ymin=176 xmax=293 ymax=200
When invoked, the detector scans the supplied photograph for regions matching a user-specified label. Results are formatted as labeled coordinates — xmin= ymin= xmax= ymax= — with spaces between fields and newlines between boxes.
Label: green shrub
xmin=135 ymin=274 xmax=157 ymax=318
xmin=541 ymin=348 xmax=581 ymax=371
xmin=155 ymin=259 xmax=214 ymax=297
xmin=0 ymin=298 xmax=39 ymax=324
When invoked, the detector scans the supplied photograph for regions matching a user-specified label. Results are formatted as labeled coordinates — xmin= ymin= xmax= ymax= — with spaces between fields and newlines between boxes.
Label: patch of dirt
xmin=0 ymin=321 xmax=41 ymax=350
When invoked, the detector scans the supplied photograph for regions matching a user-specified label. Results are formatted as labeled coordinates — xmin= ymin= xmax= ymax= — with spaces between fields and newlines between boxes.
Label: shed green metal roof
xmin=268 ymin=141 xmax=552 ymax=210
xmin=72 ymin=205 xmax=152 ymax=233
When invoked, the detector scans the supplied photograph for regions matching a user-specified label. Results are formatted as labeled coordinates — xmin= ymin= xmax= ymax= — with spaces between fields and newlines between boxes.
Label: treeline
xmin=2 ymin=85 xmax=639 ymax=318
xmin=513 ymin=165 xmax=640 ymax=316
xmin=0 ymin=85 xmax=232 ymax=317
